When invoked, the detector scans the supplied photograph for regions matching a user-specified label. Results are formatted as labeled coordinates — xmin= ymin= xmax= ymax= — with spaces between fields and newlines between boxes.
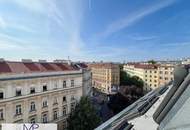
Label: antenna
xmin=68 ymin=56 xmax=70 ymax=61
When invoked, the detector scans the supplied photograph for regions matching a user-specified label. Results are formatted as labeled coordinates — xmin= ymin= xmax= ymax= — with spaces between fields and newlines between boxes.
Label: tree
xmin=131 ymin=76 xmax=144 ymax=88
xmin=67 ymin=96 xmax=101 ymax=130
xmin=120 ymin=71 xmax=144 ymax=88
xmin=148 ymin=60 xmax=157 ymax=64
xmin=120 ymin=71 xmax=133 ymax=85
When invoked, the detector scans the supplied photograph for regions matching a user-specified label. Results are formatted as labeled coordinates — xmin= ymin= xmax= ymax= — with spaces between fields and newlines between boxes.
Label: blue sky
xmin=0 ymin=0 xmax=189 ymax=62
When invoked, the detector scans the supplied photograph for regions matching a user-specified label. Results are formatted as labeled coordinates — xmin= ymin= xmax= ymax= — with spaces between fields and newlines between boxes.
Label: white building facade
xmin=0 ymin=60 xmax=91 ymax=130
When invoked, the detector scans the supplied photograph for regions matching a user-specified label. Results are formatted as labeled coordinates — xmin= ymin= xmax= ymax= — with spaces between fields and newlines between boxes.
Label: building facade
xmin=75 ymin=63 xmax=92 ymax=96
xmin=0 ymin=59 xmax=91 ymax=130
xmin=88 ymin=63 xmax=120 ymax=94
xmin=123 ymin=63 xmax=174 ymax=91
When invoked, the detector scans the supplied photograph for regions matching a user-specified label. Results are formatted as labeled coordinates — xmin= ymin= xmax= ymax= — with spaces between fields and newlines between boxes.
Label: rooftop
xmin=0 ymin=59 xmax=88 ymax=75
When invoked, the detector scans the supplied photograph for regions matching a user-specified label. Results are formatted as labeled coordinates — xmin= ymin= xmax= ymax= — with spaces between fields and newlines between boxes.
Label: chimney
xmin=39 ymin=60 xmax=47 ymax=63
xmin=54 ymin=59 xmax=67 ymax=63
xmin=22 ymin=59 xmax=33 ymax=63
xmin=67 ymin=56 xmax=71 ymax=65
xmin=0 ymin=58 xmax=5 ymax=62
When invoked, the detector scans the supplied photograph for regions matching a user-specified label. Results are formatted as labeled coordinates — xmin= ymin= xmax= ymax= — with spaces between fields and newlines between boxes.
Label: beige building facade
xmin=0 ymin=60 xmax=91 ymax=130
xmin=88 ymin=63 xmax=120 ymax=94
xmin=124 ymin=63 xmax=174 ymax=91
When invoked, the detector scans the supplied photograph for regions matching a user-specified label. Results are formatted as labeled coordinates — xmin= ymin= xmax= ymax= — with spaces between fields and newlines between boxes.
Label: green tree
xmin=148 ymin=60 xmax=157 ymax=64
xmin=67 ymin=96 xmax=101 ymax=130
xmin=120 ymin=71 xmax=144 ymax=88
xmin=131 ymin=76 xmax=144 ymax=88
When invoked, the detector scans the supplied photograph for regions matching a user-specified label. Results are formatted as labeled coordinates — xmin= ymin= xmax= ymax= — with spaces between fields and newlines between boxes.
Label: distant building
xmin=123 ymin=63 xmax=174 ymax=91
xmin=182 ymin=58 xmax=190 ymax=65
xmin=0 ymin=59 xmax=91 ymax=130
xmin=88 ymin=63 xmax=120 ymax=94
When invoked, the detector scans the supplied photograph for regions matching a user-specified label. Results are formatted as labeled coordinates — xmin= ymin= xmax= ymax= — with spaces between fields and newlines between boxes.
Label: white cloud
xmin=0 ymin=0 xmax=47 ymax=13
xmin=46 ymin=0 xmax=86 ymax=54
xmin=0 ymin=39 xmax=25 ymax=50
xmin=0 ymin=16 xmax=6 ymax=28
xmin=100 ymin=0 xmax=177 ymax=37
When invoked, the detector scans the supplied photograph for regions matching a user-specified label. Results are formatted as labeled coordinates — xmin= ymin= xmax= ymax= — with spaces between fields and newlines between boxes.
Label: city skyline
xmin=0 ymin=0 xmax=189 ymax=62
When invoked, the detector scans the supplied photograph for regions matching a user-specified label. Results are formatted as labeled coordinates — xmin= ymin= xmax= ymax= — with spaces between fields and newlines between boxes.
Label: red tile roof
xmin=0 ymin=61 xmax=79 ymax=74
xmin=0 ymin=62 xmax=12 ymax=73
xmin=23 ymin=63 xmax=40 ymax=71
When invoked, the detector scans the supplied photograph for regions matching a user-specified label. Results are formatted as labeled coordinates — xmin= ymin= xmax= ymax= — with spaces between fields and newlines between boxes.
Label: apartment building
xmin=182 ymin=58 xmax=190 ymax=65
xmin=0 ymin=59 xmax=91 ymax=130
xmin=88 ymin=63 xmax=120 ymax=94
xmin=158 ymin=64 xmax=174 ymax=87
xmin=123 ymin=63 xmax=174 ymax=91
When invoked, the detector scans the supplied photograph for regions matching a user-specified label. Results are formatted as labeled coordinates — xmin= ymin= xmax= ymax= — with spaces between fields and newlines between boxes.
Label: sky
xmin=0 ymin=0 xmax=189 ymax=62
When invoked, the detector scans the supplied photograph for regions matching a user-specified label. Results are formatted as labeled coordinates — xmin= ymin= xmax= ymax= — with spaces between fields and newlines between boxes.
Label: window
xmin=30 ymin=102 xmax=36 ymax=112
xmin=63 ymin=119 xmax=67 ymax=129
xmin=54 ymin=82 xmax=58 ymax=89
xmin=71 ymin=103 xmax=75 ymax=112
xmin=16 ymin=105 xmax=22 ymax=115
xmin=0 ymin=92 xmax=4 ymax=99
xmin=71 ymin=80 xmax=74 ymax=87
xmin=16 ymin=88 xmax=22 ymax=96
xmin=71 ymin=96 xmax=75 ymax=101
xmin=63 ymin=81 xmax=66 ymax=88
xmin=165 ymin=77 xmax=168 ymax=80
xmin=53 ymin=110 xmax=58 ymax=120
xmin=63 ymin=105 xmax=67 ymax=116
xmin=53 ymin=97 xmax=58 ymax=105
xmin=30 ymin=117 xmax=36 ymax=124
xmin=30 ymin=87 xmax=35 ymax=94
xmin=165 ymin=71 xmax=168 ymax=74
xmin=0 ymin=109 xmax=4 ymax=120
xmin=160 ymin=77 xmax=162 ymax=79
xmin=43 ymin=85 xmax=47 ymax=92
xmin=42 ymin=100 xmax=48 ymax=108
xmin=160 ymin=71 xmax=163 ymax=74
xmin=42 ymin=113 xmax=48 ymax=123
xmin=63 ymin=96 xmax=66 ymax=103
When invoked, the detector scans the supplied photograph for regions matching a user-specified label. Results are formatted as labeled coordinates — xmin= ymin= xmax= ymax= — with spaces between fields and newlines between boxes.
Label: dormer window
xmin=0 ymin=92 xmax=4 ymax=99
xmin=30 ymin=87 xmax=35 ymax=94
xmin=16 ymin=88 xmax=22 ymax=96
xmin=43 ymin=85 xmax=47 ymax=92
